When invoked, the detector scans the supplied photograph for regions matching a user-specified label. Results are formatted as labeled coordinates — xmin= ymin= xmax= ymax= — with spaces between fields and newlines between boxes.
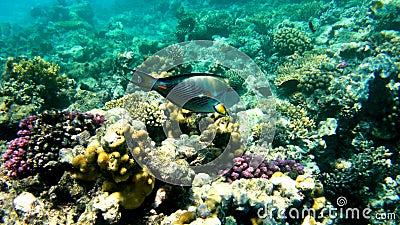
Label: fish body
xmin=127 ymin=70 xmax=240 ymax=115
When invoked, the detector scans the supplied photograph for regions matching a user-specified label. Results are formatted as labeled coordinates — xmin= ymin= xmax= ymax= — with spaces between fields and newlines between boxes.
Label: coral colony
xmin=221 ymin=154 xmax=304 ymax=183
xmin=2 ymin=116 xmax=37 ymax=177
xmin=2 ymin=111 xmax=106 ymax=177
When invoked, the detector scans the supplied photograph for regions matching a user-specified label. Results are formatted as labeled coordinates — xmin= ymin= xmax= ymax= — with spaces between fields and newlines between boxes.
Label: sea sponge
xmin=272 ymin=27 xmax=312 ymax=55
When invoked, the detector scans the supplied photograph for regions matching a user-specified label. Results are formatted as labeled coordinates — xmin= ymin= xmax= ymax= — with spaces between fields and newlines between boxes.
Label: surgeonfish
xmin=123 ymin=69 xmax=241 ymax=115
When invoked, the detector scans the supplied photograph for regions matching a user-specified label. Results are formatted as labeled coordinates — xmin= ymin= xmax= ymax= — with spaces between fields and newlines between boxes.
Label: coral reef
xmin=0 ymin=0 xmax=399 ymax=224
xmin=0 ymin=56 xmax=75 ymax=132
xmin=161 ymin=172 xmax=328 ymax=225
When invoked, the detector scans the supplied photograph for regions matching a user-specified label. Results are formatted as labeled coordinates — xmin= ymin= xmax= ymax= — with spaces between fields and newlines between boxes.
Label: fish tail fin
xmin=124 ymin=69 xmax=157 ymax=91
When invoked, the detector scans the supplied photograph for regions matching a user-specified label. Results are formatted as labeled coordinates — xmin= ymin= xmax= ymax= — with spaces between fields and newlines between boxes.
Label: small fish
xmin=123 ymin=69 xmax=241 ymax=115
xmin=308 ymin=20 xmax=316 ymax=33
xmin=336 ymin=61 xmax=348 ymax=68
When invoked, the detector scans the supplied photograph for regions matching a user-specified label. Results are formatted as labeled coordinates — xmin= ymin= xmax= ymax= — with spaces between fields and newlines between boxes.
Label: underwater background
xmin=0 ymin=0 xmax=399 ymax=224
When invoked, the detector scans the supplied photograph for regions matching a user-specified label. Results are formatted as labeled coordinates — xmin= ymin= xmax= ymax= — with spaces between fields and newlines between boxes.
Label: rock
xmin=191 ymin=217 xmax=221 ymax=225
xmin=192 ymin=173 xmax=212 ymax=187
xmin=59 ymin=148 xmax=74 ymax=164
xmin=13 ymin=192 xmax=37 ymax=213
xmin=93 ymin=193 xmax=121 ymax=223
xmin=318 ymin=118 xmax=337 ymax=136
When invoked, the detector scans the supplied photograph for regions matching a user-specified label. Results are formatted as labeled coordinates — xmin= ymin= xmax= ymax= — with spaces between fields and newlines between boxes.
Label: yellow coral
xmin=71 ymin=154 xmax=99 ymax=181
xmin=175 ymin=211 xmax=196 ymax=225
xmin=109 ymin=167 xmax=155 ymax=209
xmin=72 ymin=122 xmax=154 ymax=209
xmin=312 ymin=196 xmax=326 ymax=210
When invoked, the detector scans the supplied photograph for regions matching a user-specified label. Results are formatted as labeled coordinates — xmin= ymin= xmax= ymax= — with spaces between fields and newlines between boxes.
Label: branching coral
xmin=2 ymin=110 xmax=105 ymax=178
xmin=174 ymin=7 xmax=197 ymax=42
xmin=202 ymin=11 xmax=233 ymax=37
xmin=275 ymin=100 xmax=315 ymax=141
xmin=220 ymin=154 xmax=304 ymax=183
xmin=274 ymin=53 xmax=336 ymax=93
xmin=369 ymin=0 xmax=400 ymax=31
xmin=322 ymin=143 xmax=392 ymax=205
xmin=104 ymin=92 xmax=166 ymax=129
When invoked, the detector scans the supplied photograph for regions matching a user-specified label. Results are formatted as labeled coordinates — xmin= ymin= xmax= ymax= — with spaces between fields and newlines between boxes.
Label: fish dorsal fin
xmin=158 ymin=72 xmax=226 ymax=82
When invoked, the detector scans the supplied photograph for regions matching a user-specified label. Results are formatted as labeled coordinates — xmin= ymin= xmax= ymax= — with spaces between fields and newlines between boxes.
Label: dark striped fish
xmin=123 ymin=70 xmax=241 ymax=115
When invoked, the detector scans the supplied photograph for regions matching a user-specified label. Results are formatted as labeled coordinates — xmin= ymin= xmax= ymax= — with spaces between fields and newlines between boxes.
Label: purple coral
xmin=2 ymin=116 xmax=37 ymax=177
xmin=2 ymin=111 xmax=106 ymax=178
xmin=220 ymin=155 xmax=304 ymax=183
